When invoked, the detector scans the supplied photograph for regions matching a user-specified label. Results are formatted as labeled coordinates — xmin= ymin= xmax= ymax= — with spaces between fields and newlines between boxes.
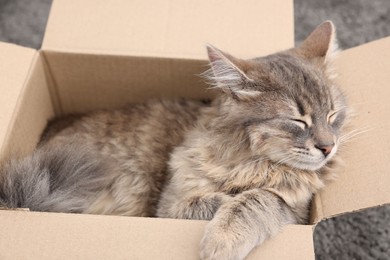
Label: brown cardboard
xmin=43 ymin=52 xmax=211 ymax=114
xmin=0 ymin=43 xmax=38 ymax=157
xmin=43 ymin=0 xmax=294 ymax=59
xmin=2 ymin=53 xmax=54 ymax=157
xmin=0 ymin=0 xmax=388 ymax=259
xmin=0 ymin=210 xmax=313 ymax=260
xmin=315 ymin=37 xmax=390 ymax=220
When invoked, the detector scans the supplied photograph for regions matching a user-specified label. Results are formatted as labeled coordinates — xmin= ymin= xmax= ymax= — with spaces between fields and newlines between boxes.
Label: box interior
xmin=3 ymin=38 xmax=390 ymax=226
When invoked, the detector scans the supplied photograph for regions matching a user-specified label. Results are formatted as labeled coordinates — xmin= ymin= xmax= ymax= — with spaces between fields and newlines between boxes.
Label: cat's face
xmin=206 ymin=21 xmax=348 ymax=171
xmin=241 ymin=54 xmax=347 ymax=171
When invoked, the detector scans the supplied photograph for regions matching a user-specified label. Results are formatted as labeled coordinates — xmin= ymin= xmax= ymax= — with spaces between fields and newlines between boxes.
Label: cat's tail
xmin=0 ymin=142 xmax=113 ymax=213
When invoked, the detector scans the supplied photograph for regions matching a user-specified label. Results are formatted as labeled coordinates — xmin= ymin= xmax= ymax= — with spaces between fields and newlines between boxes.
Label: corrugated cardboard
xmin=2 ymin=53 xmax=54 ymax=157
xmin=0 ymin=0 xmax=388 ymax=259
xmin=0 ymin=43 xmax=39 ymax=157
xmin=42 ymin=0 xmax=294 ymax=59
xmin=0 ymin=211 xmax=314 ymax=260
xmin=43 ymin=52 xmax=210 ymax=114
xmin=316 ymin=37 xmax=390 ymax=220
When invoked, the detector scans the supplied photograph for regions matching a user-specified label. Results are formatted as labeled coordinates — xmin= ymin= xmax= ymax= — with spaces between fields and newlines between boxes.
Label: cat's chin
xmin=267 ymin=153 xmax=330 ymax=171
xmin=286 ymin=148 xmax=339 ymax=171
xmin=285 ymin=158 xmax=329 ymax=171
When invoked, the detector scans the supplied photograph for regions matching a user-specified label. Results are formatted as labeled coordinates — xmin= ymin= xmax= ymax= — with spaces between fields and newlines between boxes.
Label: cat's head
xmin=205 ymin=21 xmax=348 ymax=171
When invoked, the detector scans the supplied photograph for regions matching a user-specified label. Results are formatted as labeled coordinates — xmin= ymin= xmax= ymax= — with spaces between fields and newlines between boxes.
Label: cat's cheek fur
xmin=247 ymin=126 xmax=284 ymax=156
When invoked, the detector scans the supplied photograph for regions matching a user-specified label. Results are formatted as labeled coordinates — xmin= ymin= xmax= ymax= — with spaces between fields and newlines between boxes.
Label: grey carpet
xmin=0 ymin=0 xmax=389 ymax=259
xmin=0 ymin=0 xmax=51 ymax=49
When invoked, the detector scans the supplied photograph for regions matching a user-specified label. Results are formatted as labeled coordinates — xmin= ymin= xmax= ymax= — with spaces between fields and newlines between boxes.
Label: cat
xmin=0 ymin=21 xmax=349 ymax=260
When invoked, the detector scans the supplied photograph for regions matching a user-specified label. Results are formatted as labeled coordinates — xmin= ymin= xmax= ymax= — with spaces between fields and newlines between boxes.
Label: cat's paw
xmin=200 ymin=233 xmax=238 ymax=260
xmin=200 ymin=222 xmax=252 ymax=260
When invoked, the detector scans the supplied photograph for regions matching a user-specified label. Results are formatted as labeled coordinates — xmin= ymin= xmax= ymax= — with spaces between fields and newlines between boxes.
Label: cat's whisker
xmin=274 ymin=155 xmax=296 ymax=167
xmin=339 ymin=126 xmax=372 ymax=144
xmin=332 ymin=105 xmax=349 ymax=114
xmin=340 ymin=127 xmax=368 ymax=140
xmin=265 ymin=151 xmax=292 ymax=163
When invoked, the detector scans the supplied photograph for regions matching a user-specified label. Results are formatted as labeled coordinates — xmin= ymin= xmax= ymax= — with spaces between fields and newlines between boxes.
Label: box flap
xmin=42 ymin=0 xmax=294 ymax=59
xmin=317 ymin=37 xmax=390 ymax=220
xmin=0 ymin=210 xmax=313 ymax=260
xmin=0 ymin=42 xmax=39 ymax=157
xmin=248 ymin=225 xmax=315 ymax=259
xmin=1 ymin=54 xmax=55 ymax=157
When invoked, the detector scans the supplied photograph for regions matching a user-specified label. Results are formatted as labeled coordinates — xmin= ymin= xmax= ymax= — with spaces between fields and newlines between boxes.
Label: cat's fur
xmin=0 ymin=141 xmax=120 ymax=212
xmin=0 ymin=21 xmax=349 ymax=260
xmin=39 ymin=99 xmax=208 ymax=216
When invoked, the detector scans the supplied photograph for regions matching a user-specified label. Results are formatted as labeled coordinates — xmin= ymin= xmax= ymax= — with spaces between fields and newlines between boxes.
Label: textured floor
xmin=0 ymin=0 xmax=51 ymax=49
xmin=0 ymin=0 xmax=389 ymax=259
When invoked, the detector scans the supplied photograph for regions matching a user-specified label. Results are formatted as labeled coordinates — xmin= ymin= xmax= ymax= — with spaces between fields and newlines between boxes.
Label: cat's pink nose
xmin=315 ymin=144 xmax=334 ymax=156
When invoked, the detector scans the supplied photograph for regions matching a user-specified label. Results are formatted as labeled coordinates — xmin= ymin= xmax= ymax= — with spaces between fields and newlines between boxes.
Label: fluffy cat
xmin=0 ymin=21 xmax=349 ymax=260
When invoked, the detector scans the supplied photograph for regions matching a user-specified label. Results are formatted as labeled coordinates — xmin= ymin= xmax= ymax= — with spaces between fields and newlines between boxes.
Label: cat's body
xmin=0 ymin=21 xmax=349 ymax=260
xmin=39 ymin=99 xmax=209 ymax=217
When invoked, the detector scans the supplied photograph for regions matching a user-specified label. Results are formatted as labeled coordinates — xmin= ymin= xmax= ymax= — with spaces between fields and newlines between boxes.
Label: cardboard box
xmin=0 ymin=0 xmax=388 ymax=259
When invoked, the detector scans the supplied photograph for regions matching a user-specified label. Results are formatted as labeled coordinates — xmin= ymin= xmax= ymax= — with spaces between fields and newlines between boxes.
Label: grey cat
xmin=0 ymin=21 xmax=349 ymax=260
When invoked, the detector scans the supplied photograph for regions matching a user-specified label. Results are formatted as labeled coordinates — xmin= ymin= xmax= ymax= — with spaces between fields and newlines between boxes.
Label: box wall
xmin=0 ymin=43 xmax=34 ymax=157
xmin=2 ymin=54 xmax=55 ymax=157
xmin=0 ymin=44 xmax=54 ymax=158
xmin=43 ymin=51 xmax=215 ymax=114
xmin=0 ymin=210 xmax=314 ymax=260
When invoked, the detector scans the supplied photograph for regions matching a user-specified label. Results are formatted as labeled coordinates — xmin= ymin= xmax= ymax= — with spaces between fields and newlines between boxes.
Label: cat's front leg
xmin=157 ymin=191 xmax=232 ymax=220
xmin=200 ymin=189 xmax=297 ymax=260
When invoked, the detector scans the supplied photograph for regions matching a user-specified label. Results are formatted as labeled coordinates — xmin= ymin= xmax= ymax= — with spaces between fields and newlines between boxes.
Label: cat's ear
xmin=298 ymin=21 xmax=338 ymax=63
xmin=204 ymin=44 xmax=260 ymax=100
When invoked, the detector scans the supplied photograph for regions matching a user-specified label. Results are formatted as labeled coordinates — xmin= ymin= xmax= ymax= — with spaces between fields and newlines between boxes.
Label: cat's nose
xmin=315 ymin=143 xmax=335 ymax=157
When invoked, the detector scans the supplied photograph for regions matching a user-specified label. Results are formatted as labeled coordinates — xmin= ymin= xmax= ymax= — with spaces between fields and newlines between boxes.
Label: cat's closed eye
xmin=290 ymin=119 xmax=308 ymax=130
xmin=327 ymin=111 xmax=338 ymax=124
